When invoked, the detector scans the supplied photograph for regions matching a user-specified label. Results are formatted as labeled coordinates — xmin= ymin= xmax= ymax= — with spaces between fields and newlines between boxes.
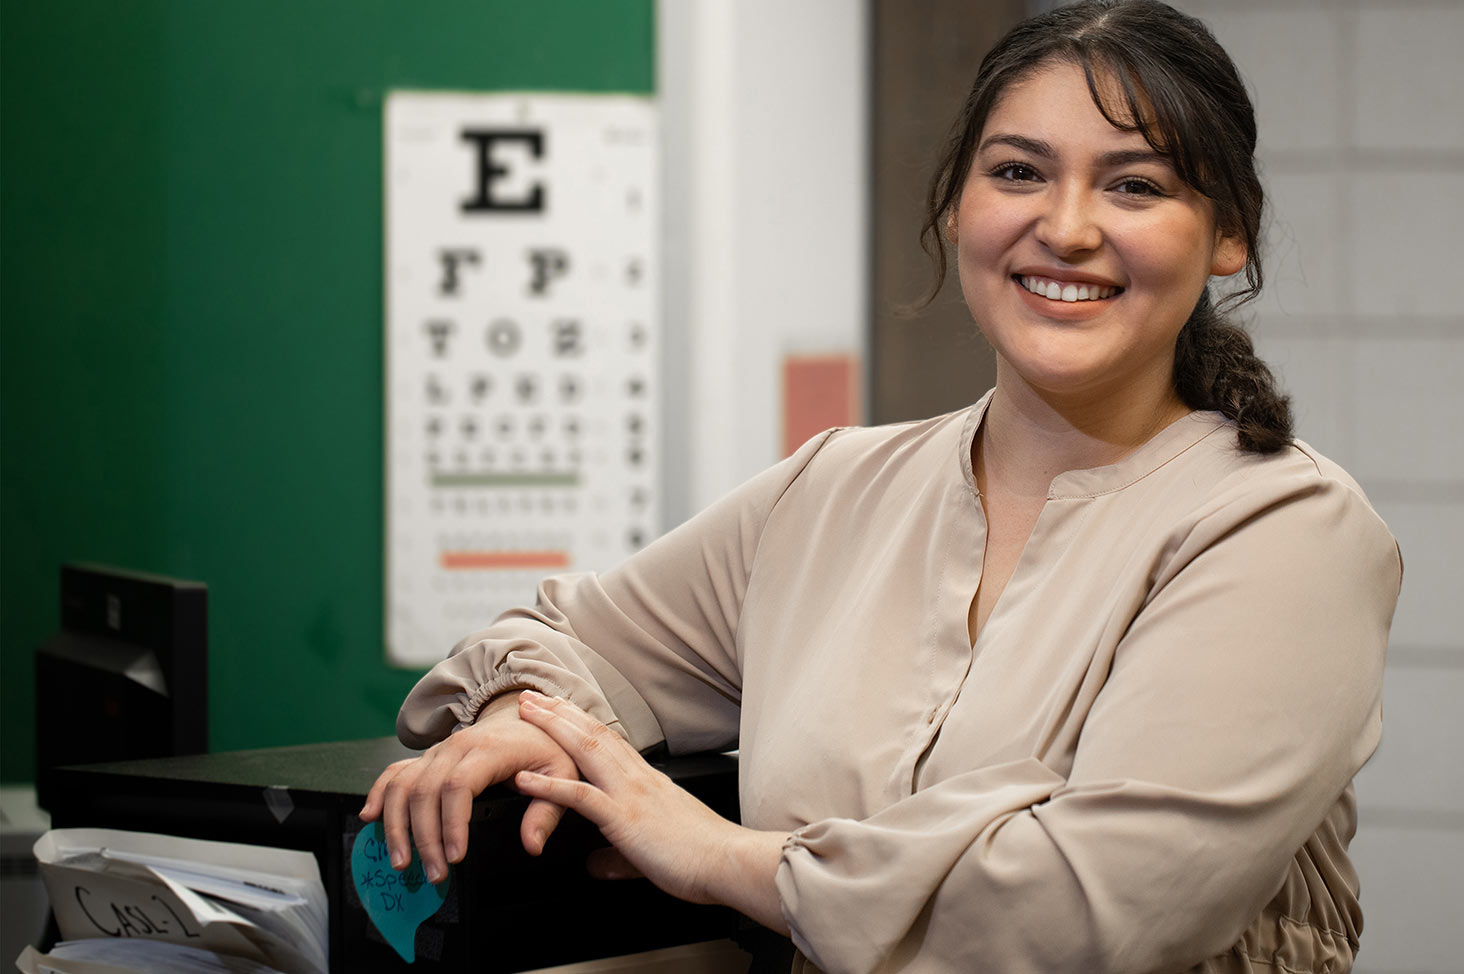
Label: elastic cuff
xmin=457 ymin=672 xmax=572 ymax=728
xmin=775 ymin=830 xmax=815 ymax=967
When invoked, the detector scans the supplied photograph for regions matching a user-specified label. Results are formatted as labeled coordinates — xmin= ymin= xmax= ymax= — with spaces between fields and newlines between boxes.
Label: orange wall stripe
xmin=783 ymin=353 xmax=860 ymax=457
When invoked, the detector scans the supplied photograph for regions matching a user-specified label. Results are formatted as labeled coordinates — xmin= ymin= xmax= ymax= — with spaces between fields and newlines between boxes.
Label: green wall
xmin=0 ymin=0 xmax=655 ymax=783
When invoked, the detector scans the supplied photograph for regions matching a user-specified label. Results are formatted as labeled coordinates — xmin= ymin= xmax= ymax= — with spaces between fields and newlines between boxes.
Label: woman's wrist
xmin=477 ymin=691 xmax=525 ymax=722
xmin=702 ymin=825 xmax=791 ymax=936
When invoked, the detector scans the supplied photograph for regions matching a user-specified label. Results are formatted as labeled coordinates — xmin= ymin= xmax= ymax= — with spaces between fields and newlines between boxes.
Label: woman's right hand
xmin=359 ymin=693 xmax=578 ymax=883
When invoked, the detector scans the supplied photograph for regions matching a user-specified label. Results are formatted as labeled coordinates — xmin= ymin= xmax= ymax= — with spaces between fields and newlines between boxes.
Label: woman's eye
xmin=1115 ymin=177 xmax=1163 ymax=196
xmin=990 ymin=162 xmax=1040 ymax=182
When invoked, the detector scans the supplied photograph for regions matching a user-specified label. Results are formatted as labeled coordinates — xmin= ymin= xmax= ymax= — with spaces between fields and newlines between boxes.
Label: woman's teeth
xmin=1018 ymin=275 xmax=1120 ymax=302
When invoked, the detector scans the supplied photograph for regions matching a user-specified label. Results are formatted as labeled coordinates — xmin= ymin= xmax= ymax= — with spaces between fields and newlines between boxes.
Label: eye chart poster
xmin=385 ymin=92 xmax=659 ymax=667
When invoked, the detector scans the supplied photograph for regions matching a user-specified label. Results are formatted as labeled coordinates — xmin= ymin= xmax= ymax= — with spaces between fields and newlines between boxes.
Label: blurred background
xmin=1 ymin=0 xmax=1459 ymax=970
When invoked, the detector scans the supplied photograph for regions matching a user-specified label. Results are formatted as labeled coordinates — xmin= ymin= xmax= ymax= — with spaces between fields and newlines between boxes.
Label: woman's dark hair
xmin=921 ymin=0 xmax=1292 ymax=453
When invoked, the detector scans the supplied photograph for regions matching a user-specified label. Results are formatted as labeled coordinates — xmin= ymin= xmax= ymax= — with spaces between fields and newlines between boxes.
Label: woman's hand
xmin=359 ymin=693 xmax=578 ymax=883
xmin=512 ymin=690 xmax=790 ymax=933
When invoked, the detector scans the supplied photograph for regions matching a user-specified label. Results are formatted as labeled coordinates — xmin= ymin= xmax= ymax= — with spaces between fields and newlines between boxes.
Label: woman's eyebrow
xmin=1096 ymin=148 xmax=1171 ymax=169
xmin=978 ymin=133 xmax=1053 ymax=157
xmin=977 ymin=134 xmax=1171 ymax=170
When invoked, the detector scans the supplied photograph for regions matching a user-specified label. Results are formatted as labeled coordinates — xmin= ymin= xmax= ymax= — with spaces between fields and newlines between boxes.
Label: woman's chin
xmin=994 ymin=352 xmax=1174 ymax=412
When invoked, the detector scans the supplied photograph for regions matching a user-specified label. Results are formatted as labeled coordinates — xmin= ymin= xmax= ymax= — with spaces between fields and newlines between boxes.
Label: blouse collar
xmin=958 ymin=389 xmax=1231 ymax=501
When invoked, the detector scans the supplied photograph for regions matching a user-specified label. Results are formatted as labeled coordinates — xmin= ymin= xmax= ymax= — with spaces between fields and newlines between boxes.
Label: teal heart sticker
xmin=351 ymin=821 xmax=448 ymax=963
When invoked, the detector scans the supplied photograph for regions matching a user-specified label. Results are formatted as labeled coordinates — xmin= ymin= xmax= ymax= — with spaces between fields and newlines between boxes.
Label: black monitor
xmin=35 ymin=563 xmax=207 ymax=811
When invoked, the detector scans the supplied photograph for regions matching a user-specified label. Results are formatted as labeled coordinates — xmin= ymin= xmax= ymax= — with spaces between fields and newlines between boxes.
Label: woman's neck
xmin=976 ymin=370 xmax=1191 ymax=499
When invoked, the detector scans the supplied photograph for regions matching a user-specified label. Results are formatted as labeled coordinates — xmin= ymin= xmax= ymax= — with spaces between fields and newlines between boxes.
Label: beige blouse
xmin=398 ymin=393 xmax=1402 ymax=974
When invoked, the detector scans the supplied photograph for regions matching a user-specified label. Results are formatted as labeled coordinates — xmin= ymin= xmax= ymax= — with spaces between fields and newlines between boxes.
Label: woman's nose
xmin=1035 ymin=186 xmax=1102 ymax=256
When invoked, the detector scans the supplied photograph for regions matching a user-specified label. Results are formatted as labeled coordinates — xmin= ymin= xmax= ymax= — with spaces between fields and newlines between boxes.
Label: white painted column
xmin=658 ymin=0 xmax=869 ymax=522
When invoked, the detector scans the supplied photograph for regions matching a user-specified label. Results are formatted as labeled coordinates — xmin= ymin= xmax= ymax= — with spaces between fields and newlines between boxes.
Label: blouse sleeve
xmin=776 ymin=470 xmax=1402 ymax=974
xmin=395 ymin=429 xmax=839 ymax=754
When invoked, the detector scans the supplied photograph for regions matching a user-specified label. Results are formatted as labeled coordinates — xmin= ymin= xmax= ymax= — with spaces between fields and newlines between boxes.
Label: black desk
xmin=42 ymin=738 xmax=743 ymax=972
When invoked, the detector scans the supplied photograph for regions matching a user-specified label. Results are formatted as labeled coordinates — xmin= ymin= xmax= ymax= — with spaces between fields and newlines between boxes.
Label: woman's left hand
xmin=512 ymin=690 xmax=789 ymax=933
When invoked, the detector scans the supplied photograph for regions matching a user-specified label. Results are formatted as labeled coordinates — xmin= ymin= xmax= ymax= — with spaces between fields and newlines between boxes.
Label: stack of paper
xmin=16 ymin=939 xmax=287 ymax=974
xmin=16 ymin=828 xmax=327 ymax=974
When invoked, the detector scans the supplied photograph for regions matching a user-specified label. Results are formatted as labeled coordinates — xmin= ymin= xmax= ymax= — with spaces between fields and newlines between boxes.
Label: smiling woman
xmin=922 ymin=0 xmax=1289 ymax=455
xmin=362 ymin=3 xmax=1401 ymax=973
xmin=953 ymin=63 xmax=1247 ymax=426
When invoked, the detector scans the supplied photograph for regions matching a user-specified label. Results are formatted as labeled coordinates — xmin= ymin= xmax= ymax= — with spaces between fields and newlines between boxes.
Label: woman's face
xmin=954 ymin=60 xmax=1245 ymax=408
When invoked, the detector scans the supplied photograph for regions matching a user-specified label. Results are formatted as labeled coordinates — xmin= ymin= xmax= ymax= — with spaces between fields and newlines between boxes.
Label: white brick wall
xmin=1353 ymin=339 xmax=1464 ymax=483
xmin=1174 ymin=1 xmax=1464 ymax=969
xmin=1350 ymin=174 xmax=1464 ymax=318
xmin=1373 ymin=499 xmax=1464 ymax=651
xmin=1354 ymin=6 xmax=1464 ymax=151
xmin=1349 ymin=825 xmax=1464 ymax=972
xmin=1256 ymin=171 xmax=1349 ymax=317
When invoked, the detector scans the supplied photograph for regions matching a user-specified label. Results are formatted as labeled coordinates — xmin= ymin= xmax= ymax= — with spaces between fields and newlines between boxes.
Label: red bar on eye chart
xmin=440 ymin=550 xmax=571 ymax=571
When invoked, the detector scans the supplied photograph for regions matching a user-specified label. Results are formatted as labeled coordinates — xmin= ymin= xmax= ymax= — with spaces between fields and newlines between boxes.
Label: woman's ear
xmin=944 ymin=209 xmax=959 ymax=246
xmin=1211 ymin=232 xmax=1247 ymax=277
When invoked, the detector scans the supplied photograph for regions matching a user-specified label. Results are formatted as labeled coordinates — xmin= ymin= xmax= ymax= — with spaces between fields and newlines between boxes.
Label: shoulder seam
xmin=745 ymin=426 xmax=841 ymax=576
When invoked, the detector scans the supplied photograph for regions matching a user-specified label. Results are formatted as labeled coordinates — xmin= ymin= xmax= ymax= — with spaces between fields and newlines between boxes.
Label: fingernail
xmin=427 ymin=865 xmax=444 ymax=883
xmin=445 ymin=842 xmax=460 ymax=861
xmin=391 ymin=851 xmax=406 ymax=869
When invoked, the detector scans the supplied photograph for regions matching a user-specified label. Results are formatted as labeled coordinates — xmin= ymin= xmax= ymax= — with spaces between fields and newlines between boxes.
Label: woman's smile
xmin=1014 ymin=275 xmax=1122 ymax=303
